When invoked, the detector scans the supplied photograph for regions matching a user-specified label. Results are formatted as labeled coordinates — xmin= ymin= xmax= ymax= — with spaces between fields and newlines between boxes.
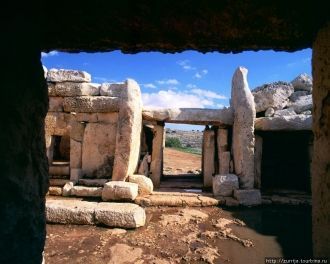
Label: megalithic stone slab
xmin=112 ymin=79 xmax=143 ymax=181
xmin=47 ymin=69 xmax=91 ymax=83
xmin=231 ymin=67 xmax=255 ymax=189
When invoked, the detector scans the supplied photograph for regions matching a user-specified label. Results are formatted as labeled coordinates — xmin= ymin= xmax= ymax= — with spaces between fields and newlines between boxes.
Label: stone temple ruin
xmin=45 ymin=66 xmax=313 ymax=212
xmin=2 ymin=2 xmax=329 ymax=261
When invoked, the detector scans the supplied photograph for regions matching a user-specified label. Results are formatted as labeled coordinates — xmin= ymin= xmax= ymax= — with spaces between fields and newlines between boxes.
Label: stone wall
xmin=45 ymin=69 xmax=142 ymax=182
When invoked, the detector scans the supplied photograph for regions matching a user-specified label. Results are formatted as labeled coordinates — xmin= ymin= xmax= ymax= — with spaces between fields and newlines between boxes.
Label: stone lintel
xmin=142 ymin=107 xmax=233 ymax=126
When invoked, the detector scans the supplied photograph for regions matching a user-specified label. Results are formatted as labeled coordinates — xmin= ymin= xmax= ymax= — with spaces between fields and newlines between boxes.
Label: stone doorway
xmin=161 ymin=124 xmax=203 ymax=190
xmin=257 ymin=131 xmax=313 ymax=194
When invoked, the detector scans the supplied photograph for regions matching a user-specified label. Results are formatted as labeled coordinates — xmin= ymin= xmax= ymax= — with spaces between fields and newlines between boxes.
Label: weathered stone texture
xmin=71 ymin=186 xmax=103 ymax=197
xmin=95 ymin=202 xmax=146 ymax=228
xmin=274 ymin=107 xmax=296 ymax=117
xmin=142 ymin=107 xmax=234 ymax=126
xmin=112 ymin=80 xmax=143 ymax=181
xmin=102 ymin=181 xmax=139 ymax=201
xmin=47 ymin=69 xmax=91 ymax=83
xmin=312 ymin=23 xmax=330 ymax=257
xmin=46 ymin=199 xmax=97 ymax=225
xmin=49 ymin=97 xmax=64 ymax=112
xmin=291 ymin=73 xmax=313 ymax=92
xmin=288 ymin=94 xmax=313 ymax=113
xmin=63 ymin=96 xmax=120 ymax=113
xmin=252 ymin=82 xmax=294 ymax=112
xmin=202 ymin=129 xmax=215 ymax=187
xmin=128 ymin=174 xmax=153 ymax=195
xmin=255 ymin=115 xmax=312 ymax=131
xmin=49 ymin=82 xmax=100 ymax=96
xmin=213 ymin=174 xmax=239 ymax=196
xmin=149 ymin=124 xmax=164 ymax=188
xmin=254 ymin=135 xmax=263 ymax=189
xmin=82 ymin=123 xmax=117 ymax=178
xmin=231 ymin=67 xmax=255 ymax=189
xmin=70 ymin=122 xmax=85 ymax=142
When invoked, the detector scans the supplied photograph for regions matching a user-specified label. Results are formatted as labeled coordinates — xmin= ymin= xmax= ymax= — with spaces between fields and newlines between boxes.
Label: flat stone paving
xmin=46 ymin=197 xmax=146 ymax=228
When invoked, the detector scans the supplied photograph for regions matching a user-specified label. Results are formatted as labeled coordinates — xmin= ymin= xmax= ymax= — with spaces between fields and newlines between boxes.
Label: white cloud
xmin=143 ymin=83 xmax=157 ymax=89
xmin=94 ymin=76 xmax=116 ymax=82
xmin=142 ymin=90 xmax=215 ymax=108
xmin=157 ymin=79 xmax=180 ymax=85
xmin=191 ymin=88 xmax=227 ymax=100
xmin=194 ymin=72 xmax=202 ymax=79
xmin=41 ymin=51 xmax=58 ymax=58
xmin=194 ymin=69 xmax=208 ymax=79
xmin=186 ymin=83 xmax=197 ymax=89
xmin=177 ymin=60 xmax=196 ymax=71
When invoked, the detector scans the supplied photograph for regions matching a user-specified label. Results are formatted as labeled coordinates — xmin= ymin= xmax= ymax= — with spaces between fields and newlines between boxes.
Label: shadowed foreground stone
xmin=233 ymin=189 xmax=261 ymax=206
xmin=46 ymin=199 xmax=146 ymax=228
xmin=213 ymin=174 xmax=239 ymax=197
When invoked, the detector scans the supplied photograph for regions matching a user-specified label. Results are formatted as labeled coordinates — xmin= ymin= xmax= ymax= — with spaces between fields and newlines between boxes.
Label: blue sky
xmin=42 ymin=49 xmax=311 ymax=130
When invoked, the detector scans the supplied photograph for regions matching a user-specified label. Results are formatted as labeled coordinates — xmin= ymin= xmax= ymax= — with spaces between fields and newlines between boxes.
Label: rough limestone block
xmin=97 ymin=112 xmax=118 ymax=123
xmin=53 ymin=82 xmax=100 ymax=96
xmin=255 ymin=115 xmax=312 ymax=131
xmin=138 ymin=154 xmax=149 ymax=176
xmin=49 ymin=97 xmax=64 ymax=112
xmin=100 ymin=83 xmax=126 ymax=96
xmin=43 ymin=65 xmax=48 ymax=79
xmin=149 ymin=125 xmax=164 ymax=188
xmin=288 ymin=94 xmax=312 ymax=114
xmin=213 ymin=174 xmax=239 ymax=196
xmin=202 ymin=129 xmax=215 ymax=187
xmin=102 ymin=181 xmax=138 ymax=201
xmin=46 ymin=199 xmax=96 ymax=225
xmin=75 ymin=113 xmax=98 ymax=122
xmin=71 ymin=186 xmax=103 ymax=197
xmin=112 ymin=79 xmax=143 ymax=181
xmin=231 ymin=67 xmax=255 ymax=189
xmin=63 ymin=96 xmax=120 ymax=113
xmin=128 ymin=174 xmax=153 ymax=195
xmin=95 ymin=202 xmax=146 ymax=228
xmin=49 ymin=179 xmax=70 ymax=187
xmin=62 ymin=182 xmax=74 ymax=196
xmin=70 ymin=122 xmax=85 ymax=142
xmin=252 ymin=81 xmax=294 ymax=112
xmin=48 ymin=187 xmax=63 ymax=196
xmin=47 ymin=69 xmax=91 ymax=83
xmin=233 ymin=189 xmax=261 ymax=206
xmin=289 ymin=91 xmax=309 ymax=102
xmin=274 ymin=107 xmax=296 ymax=117
xmin=70 ymin=168 xmax=82 ymax=182
xmin=45 ymin=112 xmax=71 ymax=137
xmin=291 ymin=73 xmax=313 ymax=92
xmin=265 ymin=107 xmax=275 ymax=117
xmin=82 ymin=123 xmax=117 ymax=178
xmin=70 ymin=140 xmax=82 ymax=168
xmin=219 ymin=151 xmax=230 ymax=175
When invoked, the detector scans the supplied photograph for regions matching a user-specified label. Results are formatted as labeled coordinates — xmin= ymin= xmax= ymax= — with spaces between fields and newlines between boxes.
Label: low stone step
xmin=48 ymin=186 xmax=63 ymax=196
xmin=78 ymin=178 xmax=109 ymax=187
xmin=135 ymin=191 xmax=218 ymax=207
xmin=49 ymin=179 xmax=70 ymax=187
xmin=46 ymin=198 xmax=146 ymax=228
xmin=71 ymin=185 xmax=103 ymax=197
xmin=49 ymin=165 xmax=70 ymax=176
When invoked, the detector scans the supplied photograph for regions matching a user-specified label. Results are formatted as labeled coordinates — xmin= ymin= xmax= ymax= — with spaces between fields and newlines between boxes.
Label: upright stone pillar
xmin=254 ymin=135 xmax=263 ymax=189
xmin=217 ymin=128 xmax=230 ymax=174
xmin=150 ymin=123 xmax=165 ymax=188
xmin=112 ymin=79 xmax=142 ymax=181
xmin=203 ymin=129 xmax=215 ymax=187
xmin=0 ymin=18 xmax=48 ymax=263
xmin=312 ymin=23 xmax=330 ymax=257
xmin=231 ymin=67 xmax=256 ymax=189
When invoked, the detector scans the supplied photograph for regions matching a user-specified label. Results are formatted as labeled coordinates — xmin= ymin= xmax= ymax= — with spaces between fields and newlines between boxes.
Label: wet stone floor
xmin=44 ymin=205 xmax=312 ymax=264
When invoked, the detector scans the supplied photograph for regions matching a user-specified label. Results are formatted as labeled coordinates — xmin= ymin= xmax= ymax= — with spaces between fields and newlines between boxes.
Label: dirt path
xmin=163 ymin=147 xmax=201 ymax=175
xmin=44 ymin=206 xmax=312 ymax=264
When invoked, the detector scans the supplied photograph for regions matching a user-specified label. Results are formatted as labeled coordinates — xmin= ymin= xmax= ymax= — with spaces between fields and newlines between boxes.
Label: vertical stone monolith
xmin=203 ymin=129 xmax=215 ymax=187
xmin=150 ymin=124 xmax=165 ymax=188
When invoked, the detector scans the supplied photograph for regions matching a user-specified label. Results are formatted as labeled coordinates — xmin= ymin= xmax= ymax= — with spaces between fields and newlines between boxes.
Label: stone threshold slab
xmin=46 ymin=198 xmax=146 ymax=228
xmin=135 ymin=191 xmax=218 ymax=207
